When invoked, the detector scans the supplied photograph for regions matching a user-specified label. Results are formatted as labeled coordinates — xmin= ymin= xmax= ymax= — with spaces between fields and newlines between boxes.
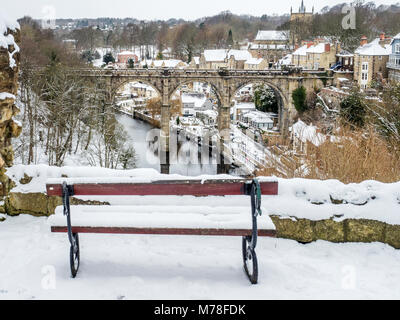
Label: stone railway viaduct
xmin=64 ymin=68 xmax=334 ymax=174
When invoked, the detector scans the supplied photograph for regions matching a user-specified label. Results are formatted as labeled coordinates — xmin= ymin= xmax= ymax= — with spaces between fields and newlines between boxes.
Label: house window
xmin=362 ymin=62 xmax=368 ymax=71
xmin=362 ymin=72 xmax=368 ymax=81
xmin=396 ymin=44 xmax=400 ymax=54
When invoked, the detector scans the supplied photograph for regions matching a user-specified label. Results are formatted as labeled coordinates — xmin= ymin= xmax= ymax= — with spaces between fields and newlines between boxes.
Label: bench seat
xmin=47 ymin=178 xmax=278 ymax=283
xmin=49 ymin=205 xmax=276 ymax=236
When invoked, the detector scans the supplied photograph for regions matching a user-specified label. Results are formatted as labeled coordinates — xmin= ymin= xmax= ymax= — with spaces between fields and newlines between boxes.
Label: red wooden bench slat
xmin=51 ymin=226 xmax=277 ymax=237
xmin=46 ymin=180 xmax=278 ymax=197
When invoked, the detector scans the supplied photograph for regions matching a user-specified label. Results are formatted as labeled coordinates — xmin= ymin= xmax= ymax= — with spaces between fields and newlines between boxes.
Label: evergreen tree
xmin=127 ymin=58 xmax=135 ymax=69
xmin=103 ymin=52 xmax=115 ymax=65
xmin=292 ymin=86 xmax=308 ymax=113
xmin=227 ymin=29 xmax=234 ymax=47
xmin=340 ymin=90 xmax=367 ymax=128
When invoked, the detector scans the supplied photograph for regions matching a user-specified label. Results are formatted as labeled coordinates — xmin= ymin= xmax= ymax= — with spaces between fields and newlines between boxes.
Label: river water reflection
xmin=117 ymin=113 xmax=226 ymax=176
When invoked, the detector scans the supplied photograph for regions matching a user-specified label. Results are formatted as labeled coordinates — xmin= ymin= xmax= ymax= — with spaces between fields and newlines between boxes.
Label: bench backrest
xmin=46 ymin=179 xmax=278 ymax=197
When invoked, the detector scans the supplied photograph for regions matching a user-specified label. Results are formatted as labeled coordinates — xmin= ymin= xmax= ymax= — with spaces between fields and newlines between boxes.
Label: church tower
xmin=290 ymin=0 xmax=314 ymax=22
xmin=290 ymin=0 xmax=314 ymax=45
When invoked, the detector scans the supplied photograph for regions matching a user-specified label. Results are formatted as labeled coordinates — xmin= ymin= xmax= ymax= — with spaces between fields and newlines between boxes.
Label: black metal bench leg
xmin=62 ymin=182 xmax=80 ymax=278
xmin=70 ymin=233 xmax=80 ymax=278
xmin=242 ymin=179 xmax=262 ymax=285
xmin=242 ymin=236 xmax=258 ymax=284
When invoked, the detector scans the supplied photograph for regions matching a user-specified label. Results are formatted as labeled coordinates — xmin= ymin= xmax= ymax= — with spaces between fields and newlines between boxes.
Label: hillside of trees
xmin=40 ymin=2 xmax=400 ymax=62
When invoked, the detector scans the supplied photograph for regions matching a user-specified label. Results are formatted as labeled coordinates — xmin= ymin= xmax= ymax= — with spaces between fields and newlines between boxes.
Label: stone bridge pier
xmin=160 ymin=79 xmax=170 ymax=174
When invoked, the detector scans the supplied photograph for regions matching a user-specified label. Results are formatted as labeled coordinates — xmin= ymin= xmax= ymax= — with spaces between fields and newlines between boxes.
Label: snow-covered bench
xmin=46 ymin=178 xmax=278 ymax=284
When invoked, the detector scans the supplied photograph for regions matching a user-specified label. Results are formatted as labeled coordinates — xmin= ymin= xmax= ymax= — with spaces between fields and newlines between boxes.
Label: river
xmin=117 ymin=113 xmax=222 ymax=176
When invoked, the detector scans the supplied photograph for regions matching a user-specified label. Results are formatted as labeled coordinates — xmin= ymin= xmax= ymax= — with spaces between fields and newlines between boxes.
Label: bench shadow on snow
xmin=76 ymin=260 xmax=249 ymax=283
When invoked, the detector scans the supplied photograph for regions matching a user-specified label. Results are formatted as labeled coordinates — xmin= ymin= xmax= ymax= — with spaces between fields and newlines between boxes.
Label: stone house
xmin=305 ymin=43 xmax=339 ymax=70
xmin=127 ymin=82 xmax=157 ymax=99
xmin=226 ymin=50 xmax=253 ymax=69
xmin=162 ymin=59 xmax=188 ymax=69
xmin=291 ymin=41 xmax=339 ymax=70
xmin=248 ymin=30 xmax=292 ymax=66
xmin=181 ymin=93 xmax=212 ymax=117
xmin=354 ymin=34 xmax=392 ymax=89
xmin=291 ymin=44 xmax=309 ymax=68
xmin=388 ymin=33 xmax=400 ymax=83
xmin=189 ymin=57 xmax=200 ymax=69
xmin=199 ymin=49 xmax=252 ymax=70
xmin=244 ymin=58 xmax=269 ymax=70
xmin=200 ymin=50 xmax=228 ymax=69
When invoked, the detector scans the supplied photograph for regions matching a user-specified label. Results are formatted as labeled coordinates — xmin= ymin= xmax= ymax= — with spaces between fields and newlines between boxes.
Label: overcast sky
xmin=2 ymin=0 xmax=399 ymax=21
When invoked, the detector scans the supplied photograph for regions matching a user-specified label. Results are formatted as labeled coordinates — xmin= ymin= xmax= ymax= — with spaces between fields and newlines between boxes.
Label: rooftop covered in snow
xmin=254 ymin=30 xmax=289 ymax=42
xmin=355 ymin=38 xmax=392 ymax=56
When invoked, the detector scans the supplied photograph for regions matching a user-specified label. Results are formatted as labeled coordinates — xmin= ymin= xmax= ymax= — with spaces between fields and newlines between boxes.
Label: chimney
xmin=325 ymin=43 xmax=331 ymax=52
xmin=360 ymin=36 xmax=368 ymax=47
xmin=295 ymin=44 xmax=299 ymax=50
xmin=380 ymin=32 xmax=385 ymax=41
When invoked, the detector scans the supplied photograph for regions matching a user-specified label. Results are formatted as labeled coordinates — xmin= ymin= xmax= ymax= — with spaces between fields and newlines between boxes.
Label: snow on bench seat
xmin=49 ymin=204 xmax=276 ymax=236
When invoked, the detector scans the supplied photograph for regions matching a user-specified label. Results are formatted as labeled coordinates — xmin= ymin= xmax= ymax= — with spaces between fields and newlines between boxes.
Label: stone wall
xmin=0 ymin=24 xmax=21 ymax=196
xmin=5 ymin=192 xmax=109 ymax=217
xmin=271 ymin=216 xmax=400 ymax=249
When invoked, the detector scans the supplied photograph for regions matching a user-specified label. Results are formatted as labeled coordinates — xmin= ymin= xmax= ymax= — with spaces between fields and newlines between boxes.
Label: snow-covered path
xmin=1 ymin=215 xmax=400 ymax=300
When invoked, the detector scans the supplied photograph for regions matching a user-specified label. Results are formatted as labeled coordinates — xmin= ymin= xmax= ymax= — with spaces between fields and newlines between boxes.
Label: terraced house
xmin=388 ymin=33 xmax=400 ymax=82
xmin=291 ymin=40 xmax=339 ymax=70
xmin=199 ymin=49 xmax=252 ymax=69
xmin=354 ymin=34 xmax=392 ymax=89
xmin=248 ymin=30 xmax=292 ymax=67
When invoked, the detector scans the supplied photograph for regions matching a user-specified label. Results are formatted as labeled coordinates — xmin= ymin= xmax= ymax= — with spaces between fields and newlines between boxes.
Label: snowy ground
xmin=1 ymin=215 xmax=400 ymax=300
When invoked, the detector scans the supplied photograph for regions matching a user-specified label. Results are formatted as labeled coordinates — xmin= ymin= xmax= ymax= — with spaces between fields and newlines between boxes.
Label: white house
xmin=181 ymin=93 xmax=212 ymax=116
xmin=239 ymin=110 xmax=274 ymax=131
xmin=232 ymin=102 xmax=256 ymax=121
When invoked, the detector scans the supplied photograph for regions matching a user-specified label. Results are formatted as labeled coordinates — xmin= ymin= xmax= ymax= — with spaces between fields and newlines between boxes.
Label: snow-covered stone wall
xmin=0 ymin=15 xmax=21 ymax=195
xmin=2 ymin=165 xmax=400 ymax=249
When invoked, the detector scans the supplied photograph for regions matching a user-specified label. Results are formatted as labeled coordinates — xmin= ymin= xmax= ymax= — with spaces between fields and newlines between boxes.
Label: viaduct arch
xmin=64 ymin=68 xmax=334 ymax=174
